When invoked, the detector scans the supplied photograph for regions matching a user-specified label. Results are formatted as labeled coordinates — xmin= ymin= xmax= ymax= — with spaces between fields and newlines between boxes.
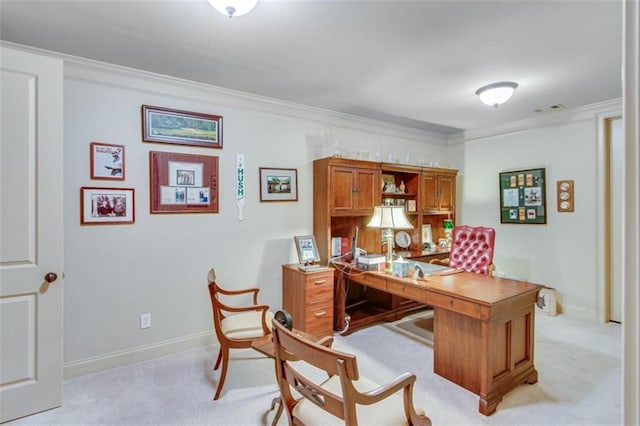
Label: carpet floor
xmin=9 ymin=313 xmax=621 ymax=425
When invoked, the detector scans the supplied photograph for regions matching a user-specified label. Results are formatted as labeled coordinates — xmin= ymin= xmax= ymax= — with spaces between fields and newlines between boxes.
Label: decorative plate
xmin=395 ymin=231 xmax=411 ymax=249
xmin=560 ymin=191 xmax=570 ymax=200
xmin=560 ymin=201 xmax=570 ymax=210
xmin=560 ymin=182 xmax=570 ymax=191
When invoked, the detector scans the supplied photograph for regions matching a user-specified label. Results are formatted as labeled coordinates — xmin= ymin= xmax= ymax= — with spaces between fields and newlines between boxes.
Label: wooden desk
xmin=335 ymin=263 xmax=543 ymax=416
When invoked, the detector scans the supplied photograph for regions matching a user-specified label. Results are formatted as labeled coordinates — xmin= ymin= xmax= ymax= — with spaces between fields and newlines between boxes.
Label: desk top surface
xmin=335 ymin=261 xmax=543 ymax=306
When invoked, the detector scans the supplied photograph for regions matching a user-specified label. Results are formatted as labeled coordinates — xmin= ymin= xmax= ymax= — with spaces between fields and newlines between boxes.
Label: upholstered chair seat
xmin=293 ymin=374 xmax=427 ymax=426
xmin=220 ymin=310 xmax=274 ymax=339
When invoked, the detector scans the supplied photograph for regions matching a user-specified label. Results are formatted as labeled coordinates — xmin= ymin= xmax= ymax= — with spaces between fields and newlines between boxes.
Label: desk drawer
xmin=386 ymin=280 xmax=428 ymax=303
xmin=305 ymin=301 xmax=333 ymax=336
xmin=358 ymin=274 xmax=386 ymax=291
xmin=428 ymin=292 xmax=481 ymax=318
xmin=305 ymin=273 xmax=333 ymax=303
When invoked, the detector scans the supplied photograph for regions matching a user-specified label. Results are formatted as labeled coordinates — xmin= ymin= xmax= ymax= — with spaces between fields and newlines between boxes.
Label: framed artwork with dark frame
xmin=259 ymin=167 xmax=298 ymax=202
xmin=149 ymin=151 xmax=219 ymax=214
xmin=90 ymin=142 xmax=125 ymax=180
xmin=80 ymin=187 xmax=135 ymax=225
xmin=294 ymin=235 xmax=320 ymax=265
xmin=499 ymin=167 xmax=547 ymax=224
xmin=141 ymin=105 xmax=223 ymax=148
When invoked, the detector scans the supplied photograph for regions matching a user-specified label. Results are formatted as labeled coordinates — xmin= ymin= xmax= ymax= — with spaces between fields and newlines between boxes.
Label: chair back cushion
xmin=449 ymin=225 xmax=495 ymax=275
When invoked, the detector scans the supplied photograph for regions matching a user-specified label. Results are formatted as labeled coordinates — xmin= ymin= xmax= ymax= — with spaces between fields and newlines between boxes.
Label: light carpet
xmin=9 ymin=314 xmax=621 ymax=425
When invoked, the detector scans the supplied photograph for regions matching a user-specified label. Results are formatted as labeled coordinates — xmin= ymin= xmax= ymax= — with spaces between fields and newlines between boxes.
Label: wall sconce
xmin=366 ymin=206 xmax=413 ymax=272
xmin=208 ymin=0 xmax=258 ymax=18
xmin=476 ymin=81 xmax=518 ymax=108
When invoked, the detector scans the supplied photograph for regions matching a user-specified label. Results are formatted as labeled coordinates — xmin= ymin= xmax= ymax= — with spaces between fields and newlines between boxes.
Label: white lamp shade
xmin=208 ymin=0 xmax=258 ymax=17
xmin=476 ymin=82 xmax=518 ymax=107
xmin=366 ymin=206 xmax=414 ymax=230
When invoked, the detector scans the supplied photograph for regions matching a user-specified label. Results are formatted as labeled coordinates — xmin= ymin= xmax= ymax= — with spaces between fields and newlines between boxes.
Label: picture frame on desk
xmin=294 ymin=235 xmax=320 ymax=264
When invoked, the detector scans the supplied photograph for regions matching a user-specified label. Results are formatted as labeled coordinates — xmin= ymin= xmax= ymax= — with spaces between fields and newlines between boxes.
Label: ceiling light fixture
xmin=208 ymin=0 xmax=258 ymax=18
xmin=475 ymin=81 xmax=519 ymax=108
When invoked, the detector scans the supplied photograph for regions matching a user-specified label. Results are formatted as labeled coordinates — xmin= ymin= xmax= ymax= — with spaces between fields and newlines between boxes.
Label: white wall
xmin=449 ymin=104 xmax=620 ymax=321
xmin=61 ymin=58 xmax=448 ymax=376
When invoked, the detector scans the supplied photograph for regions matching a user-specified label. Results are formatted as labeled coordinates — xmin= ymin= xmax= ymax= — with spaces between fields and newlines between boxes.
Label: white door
xmin=0 ymin=46 xmax=64 ymax=422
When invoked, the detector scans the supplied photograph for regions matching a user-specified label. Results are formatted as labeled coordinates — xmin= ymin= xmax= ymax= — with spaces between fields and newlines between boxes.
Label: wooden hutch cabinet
xmin=312 ymin=156 xmax=458 ymax=333
xmin=421 ymin=168 xmax=457 ymax=245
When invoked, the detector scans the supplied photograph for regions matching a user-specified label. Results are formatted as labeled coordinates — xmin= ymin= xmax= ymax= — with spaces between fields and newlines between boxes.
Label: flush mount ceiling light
xmin=208 ymin=0 xmax=258 ymax=18
xmin=475 ymin=81 xmax=519 ymax=108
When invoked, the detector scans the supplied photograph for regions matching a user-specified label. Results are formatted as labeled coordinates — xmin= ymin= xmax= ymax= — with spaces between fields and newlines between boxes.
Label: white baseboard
xmin=63 ymin=331 xmax=217 ymax=379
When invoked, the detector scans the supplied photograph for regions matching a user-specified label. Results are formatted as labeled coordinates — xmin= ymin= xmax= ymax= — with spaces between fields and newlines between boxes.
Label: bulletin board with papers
xmin=499 ymin=168 xmax=546 ymax=224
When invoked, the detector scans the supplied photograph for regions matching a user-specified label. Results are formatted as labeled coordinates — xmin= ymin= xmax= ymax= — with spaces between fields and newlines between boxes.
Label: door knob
xmin=44 ymin=272 xmax=58 ymax=283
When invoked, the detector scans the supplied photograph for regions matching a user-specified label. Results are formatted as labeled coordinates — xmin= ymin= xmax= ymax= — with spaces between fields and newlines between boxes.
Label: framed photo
xmin=499 ymin=168 xmax=547 ymax=224
xmin=90 ymin=142 xmax=125 ymax=180
xmin=141 ymin=105 xmax=223 ymax=148
xmin=421 ymin=224 xmax=433 ymax=246
xmin=259 ymin=167 xmax=298 ymax=202
xmin=294 ymin=235 xmax=320 ymax=264
xmin=80 ymin=187 xmax=135 ymax=225
xmin=149 ymin=151 xmax=219 ymax=214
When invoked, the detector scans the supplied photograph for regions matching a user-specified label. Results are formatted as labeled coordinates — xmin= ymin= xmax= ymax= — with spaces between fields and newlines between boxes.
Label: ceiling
xmin=0 ymin=0 xmax=623 ymax=135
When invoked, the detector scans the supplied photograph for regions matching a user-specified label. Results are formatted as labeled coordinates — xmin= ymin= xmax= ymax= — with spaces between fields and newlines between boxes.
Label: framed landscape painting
xmin=142 ymin=105 xmax=223 ymax=148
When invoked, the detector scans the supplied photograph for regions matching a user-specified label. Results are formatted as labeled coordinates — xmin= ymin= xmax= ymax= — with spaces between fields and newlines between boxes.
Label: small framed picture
xmin=294 ymin=235 xmax=320 ymax=264
xmin=90 ymin=142 xmax=125 ymax=180
xmin=80 ymin=187 xmax=135 ymax=225
xmin=259 ymin=167 xmax=298 ymax=202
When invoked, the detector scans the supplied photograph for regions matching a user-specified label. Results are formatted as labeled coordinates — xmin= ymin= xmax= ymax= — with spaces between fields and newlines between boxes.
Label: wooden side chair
xmin=431 ymin=225 xmax=496 ymax=275
xmin=207 ymin=268 xmax=273 ymax=400
xmin=271 ymin=319 xmax=431 ymax=426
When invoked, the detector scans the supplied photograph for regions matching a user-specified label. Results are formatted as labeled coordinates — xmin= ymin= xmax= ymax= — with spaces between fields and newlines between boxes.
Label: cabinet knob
xmin=315 ymin=311 xmax=327 ymax=317
xmin=314 ymin=280 xmax=326 ymax=285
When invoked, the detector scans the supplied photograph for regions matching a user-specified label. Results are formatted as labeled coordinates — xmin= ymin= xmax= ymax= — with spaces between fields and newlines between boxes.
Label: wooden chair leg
xmin=213 ymin=347 xmax=223 ymax=371
xmin=213 ymin=348 xmax=229 ymax=400
xmin=270 ymin=396 xmax=283 ymax=426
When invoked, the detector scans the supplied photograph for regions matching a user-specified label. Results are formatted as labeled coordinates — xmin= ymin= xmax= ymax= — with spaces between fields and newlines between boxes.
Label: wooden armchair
xmin=431 ymin=225 xmax=496 ymax=276
xmin=207 ymin=268 xmax=273 ymax=400
xmin=271 ymin=319 xmax=431 ymax=426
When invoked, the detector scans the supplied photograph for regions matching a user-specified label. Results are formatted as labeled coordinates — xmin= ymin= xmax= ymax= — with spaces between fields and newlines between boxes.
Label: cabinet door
xmin=421 ymin=173 xmax=439 ymax=212
xmin=438 ymin=175 xmax=456 ymax=211
xmin=330 ymin=166 xmax=356 ymax=213
xmin=330 ymin=166 xmax=379 ymax=214
xmin=353 ymin=168 xmax=380 ymax=213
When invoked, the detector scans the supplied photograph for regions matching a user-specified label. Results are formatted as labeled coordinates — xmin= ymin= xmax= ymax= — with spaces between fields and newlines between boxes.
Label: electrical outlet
xmin=140 ymin=313 xmax=151 ymax=329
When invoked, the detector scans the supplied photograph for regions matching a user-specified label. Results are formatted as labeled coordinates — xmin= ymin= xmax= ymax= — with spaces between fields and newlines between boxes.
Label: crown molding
xmin=1 ymin=41 xmax=446 ymax=146
xmin=447 ymin=98 xmax=622 ymax=145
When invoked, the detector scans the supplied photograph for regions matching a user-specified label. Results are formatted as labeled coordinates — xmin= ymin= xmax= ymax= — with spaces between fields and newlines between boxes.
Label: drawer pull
xmin=314 ymin=280 xmax=327 ymax=285
xmin=314 ymin=311 xmax=327 ymax=317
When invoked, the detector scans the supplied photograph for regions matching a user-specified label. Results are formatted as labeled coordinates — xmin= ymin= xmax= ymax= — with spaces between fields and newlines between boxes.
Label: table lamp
xmin=366 ymin=206 xmax=413 ymax=273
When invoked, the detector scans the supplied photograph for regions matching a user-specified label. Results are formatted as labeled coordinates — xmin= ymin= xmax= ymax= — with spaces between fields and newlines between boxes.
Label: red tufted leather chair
xmin=433 ymin=225 xmax=496 ymax=275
